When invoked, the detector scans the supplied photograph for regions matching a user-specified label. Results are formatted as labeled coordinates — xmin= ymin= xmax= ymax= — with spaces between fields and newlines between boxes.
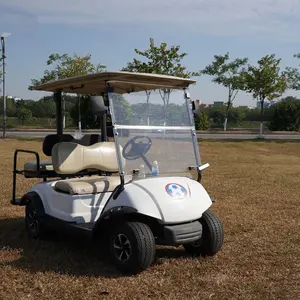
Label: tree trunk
xmin=259 ymin=122 xmax=263 ymax=137
xmin=224 ymin=103 xmax=230 ymax=131
xmin=259 ymin=99 xmax=264 ymax=137
xmin=224 ymin=89 xmax=231 ymax=131
xmin=224 ymin=117 xmax=228 ymax=131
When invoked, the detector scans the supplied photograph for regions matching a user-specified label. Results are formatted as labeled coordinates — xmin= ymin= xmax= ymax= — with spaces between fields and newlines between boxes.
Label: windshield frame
xmin=107 ymin=85 xmax=201 ymax=180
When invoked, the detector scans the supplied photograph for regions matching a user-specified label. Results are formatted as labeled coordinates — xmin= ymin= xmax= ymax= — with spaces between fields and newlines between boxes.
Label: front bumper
xmin=163 ymin=220 xmax=202 ymax=245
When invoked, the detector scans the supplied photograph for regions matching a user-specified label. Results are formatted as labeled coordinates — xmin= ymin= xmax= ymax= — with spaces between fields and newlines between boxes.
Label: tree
xmin=16 ymin=107 xmax=32 ymax=125
xmin=122 ymin=38 xmax=199 ymax=78
xmin=30 ymin=53 xmax=106 ymax=88
xmin=284 ymin=54 xmax=300 ymax=91
xmin=29 ymin=53 xmax=107 ymax=129
xmin=200 ymin=53 xmax=248 ymax=131
xmin=242 ymin=54 xmax=287 ymax=137
xmin=122 ymin=38 xmax=199 ymax=123
xmin=268 ymin=97 xmax=300 ymax=131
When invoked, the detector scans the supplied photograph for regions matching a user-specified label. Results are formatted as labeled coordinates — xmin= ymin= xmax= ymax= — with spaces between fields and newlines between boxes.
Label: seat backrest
xmin=43 ymin=134 xmax=102 ymax=157
xmin=51 ymin=142 xmax=124 ymax=174
xmin=76 ymin=134 xmax=102 ymax=146
xmin=42 ymin=134 xmax=74 ymax=156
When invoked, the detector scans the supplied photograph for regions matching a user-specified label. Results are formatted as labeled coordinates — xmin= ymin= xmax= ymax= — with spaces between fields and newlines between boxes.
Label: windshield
xmin=108 ymin=87 xmax=200 ymax=179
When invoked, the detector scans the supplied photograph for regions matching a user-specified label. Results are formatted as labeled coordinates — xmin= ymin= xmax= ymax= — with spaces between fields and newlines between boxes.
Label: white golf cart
xmin=11 ymin=71 xmax=224 ymax=274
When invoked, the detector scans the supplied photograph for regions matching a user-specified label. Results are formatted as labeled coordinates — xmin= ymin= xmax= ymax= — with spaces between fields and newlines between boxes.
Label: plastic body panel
xmin=28 ymin=176 xmax=212 ymax=225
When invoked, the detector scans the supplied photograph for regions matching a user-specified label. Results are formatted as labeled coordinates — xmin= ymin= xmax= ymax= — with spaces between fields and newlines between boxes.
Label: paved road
xmin=5 ymin=130 xmax=300 ymax=140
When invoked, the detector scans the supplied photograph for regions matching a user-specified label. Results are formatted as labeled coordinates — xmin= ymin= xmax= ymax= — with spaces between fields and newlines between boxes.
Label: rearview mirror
xmin=90 ymin=96 xmax=108 ymax=116
xmin=191 ymin=100 xmax=201 ymax=118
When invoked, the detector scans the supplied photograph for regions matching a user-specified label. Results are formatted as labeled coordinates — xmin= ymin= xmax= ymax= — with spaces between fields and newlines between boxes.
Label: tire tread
xmin=109 ymin=221 xmax=156 ymax=274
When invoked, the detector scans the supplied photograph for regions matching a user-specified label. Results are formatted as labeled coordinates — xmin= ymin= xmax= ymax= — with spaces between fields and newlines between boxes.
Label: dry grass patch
xmin=0 ymin=139 xmax=299 ymax=300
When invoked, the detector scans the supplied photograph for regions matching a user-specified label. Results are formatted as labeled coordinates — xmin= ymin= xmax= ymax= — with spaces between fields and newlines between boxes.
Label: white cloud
xmin=1 ymin=0 xmax=300 ymax=40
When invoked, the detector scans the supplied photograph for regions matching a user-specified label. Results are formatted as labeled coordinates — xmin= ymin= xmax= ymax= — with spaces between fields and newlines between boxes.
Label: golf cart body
xmin=12 ymin=71 xmax=223 ymax=273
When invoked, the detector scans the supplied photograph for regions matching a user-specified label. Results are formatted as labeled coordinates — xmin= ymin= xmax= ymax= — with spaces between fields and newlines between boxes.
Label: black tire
xmin=25 ymin=196 xmax=48 ymax=239
xmin=184 ymin=209 xmax=224 ymax=257
xmin=109 ymin=221 xmax=156 ymax=274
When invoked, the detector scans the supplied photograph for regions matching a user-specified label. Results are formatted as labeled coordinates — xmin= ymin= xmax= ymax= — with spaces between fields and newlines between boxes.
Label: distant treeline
xmin=0 ymin=95 xmax=299 ymax=131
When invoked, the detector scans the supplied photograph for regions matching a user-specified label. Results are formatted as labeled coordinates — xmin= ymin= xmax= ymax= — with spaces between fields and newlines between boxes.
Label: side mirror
xmin=90 ymin=95 xmax=108 ymax=116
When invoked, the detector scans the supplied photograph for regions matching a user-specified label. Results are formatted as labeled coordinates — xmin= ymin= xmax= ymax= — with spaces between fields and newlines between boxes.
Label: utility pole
xmin=1 ymin=32 xmax=11 ymax=139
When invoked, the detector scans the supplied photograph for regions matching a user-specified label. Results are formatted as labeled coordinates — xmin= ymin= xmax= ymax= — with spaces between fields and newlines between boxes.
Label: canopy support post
xmin=101 ymin=113 xmax=107 ymax=142
xmin=54 ymin=91 xmax=63 ymax=138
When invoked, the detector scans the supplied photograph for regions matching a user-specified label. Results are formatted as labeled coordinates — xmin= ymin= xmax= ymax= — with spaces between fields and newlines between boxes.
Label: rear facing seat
xmin=23 ymin=133 xmax=102 ymax=178
xmin=24 ymin=134 xmax=73 ymax=178
xmin=24 ymin=160 xmax=54 ymax=173
xmin=51 ymin=141 xmax=130 ymax=195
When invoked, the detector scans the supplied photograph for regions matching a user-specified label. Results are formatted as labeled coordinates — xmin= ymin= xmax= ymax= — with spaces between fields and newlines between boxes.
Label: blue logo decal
xmin=165 ymin=183 xmax=187 ymax=199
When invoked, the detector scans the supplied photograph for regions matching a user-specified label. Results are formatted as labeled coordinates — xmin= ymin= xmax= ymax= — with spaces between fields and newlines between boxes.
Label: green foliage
xmin=194 ymin=111 xmax=210 ymax=130
xmin=29 ymin=53 xmax=107 ymax=127
xmin=242 ymin=54 xmax=287 ymax=103
xmin=0 ymin=52 xmax=2 ymax=84
xmin=122 ymin=38 xmax=199 ymax=78
xmin=228 ymin=107 xmax=246 ymax=126
xmin=284 ymin=54 xmax=300 ymax=91
xmin=70 ymin=94 xmax=133 ymax=129
xmin=31 ymin=96 xmax=56 ymax=118
xmin=29 ymin=53 xmax=107 ymax=89
xmin=268 ymin=97 xmax=300 ymax=131
xmin=0 ymin=97 xmax=16 ymax=117
xmin=209 ymin=107 xmax=226 ymax=126
xmin=123 ymin=38 xmax=199 ymax=125
xmin=112 ymin=94 xmax=133 ymax=125
xmin=200 ymin=53 xmax=248 ymax=112
xmin=0 ymin=117 xmax=57 ymax=129
xmin=70 ymin=96 xmax=101 ymax=129
xmin=242 ymin=54 xmax=287 ymax=135
xmin=16 ymin=107 xmax=32 ymax=125
xmin=200 ymin=105 xmax=274 ymax=129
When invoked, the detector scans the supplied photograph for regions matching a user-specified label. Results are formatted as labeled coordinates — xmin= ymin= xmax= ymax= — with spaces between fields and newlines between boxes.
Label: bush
xmin=195 ymin=111 xmax=210 ymax=130
xmin=209 ymin=107 xmax=225 ymax=126
xmin=16 ymin=108 xmax=32 ymax=125
xmin=228 ymin=108 xmax=246 ymax=126
xmin=268 ymin=98 xmax=300 ymax=131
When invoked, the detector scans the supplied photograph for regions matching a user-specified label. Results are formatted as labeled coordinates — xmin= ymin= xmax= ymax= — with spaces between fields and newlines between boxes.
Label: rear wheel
xmin=184 ymin=209 xmax=224 ymax=257
xmin=109 ymin=221 xmax=156 ymax=274
xmin=25 ymin=197 xmax=48 ymax=239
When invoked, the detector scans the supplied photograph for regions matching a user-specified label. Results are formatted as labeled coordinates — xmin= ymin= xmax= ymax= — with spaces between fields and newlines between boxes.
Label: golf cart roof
xmin=31 ymin=71 xmax=196 ymax=94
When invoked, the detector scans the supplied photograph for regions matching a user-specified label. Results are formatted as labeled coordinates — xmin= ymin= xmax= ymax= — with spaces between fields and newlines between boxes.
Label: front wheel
xmin=184 ymin=209 xmax=224 ymax=257
xmin=109 ymin=221 xmax=156 ymax=274
xmin=25 ymin=197 xmax=48 ymax=239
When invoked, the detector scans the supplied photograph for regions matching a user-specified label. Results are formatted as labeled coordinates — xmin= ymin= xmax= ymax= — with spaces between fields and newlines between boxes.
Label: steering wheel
xmin=122 ymin=136 xmax=152 ymax=160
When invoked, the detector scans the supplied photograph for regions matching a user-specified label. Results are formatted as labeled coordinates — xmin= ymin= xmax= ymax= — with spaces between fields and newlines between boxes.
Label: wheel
xmin=25 ymin=196 xmax=48 ymax=239
xmin=184 ymin=209 xmax=224 ymax=257
xmin=109 ymin=221 xmax=156 ymax=274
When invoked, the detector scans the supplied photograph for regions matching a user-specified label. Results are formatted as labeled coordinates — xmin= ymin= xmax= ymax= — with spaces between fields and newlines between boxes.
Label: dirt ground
xmin=0 ymin=139 xmax=299 ymax=300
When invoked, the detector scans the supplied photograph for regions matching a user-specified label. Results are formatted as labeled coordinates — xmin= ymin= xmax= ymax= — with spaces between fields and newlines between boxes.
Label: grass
xmin=0 ymin=139 xmax=300 ymax=300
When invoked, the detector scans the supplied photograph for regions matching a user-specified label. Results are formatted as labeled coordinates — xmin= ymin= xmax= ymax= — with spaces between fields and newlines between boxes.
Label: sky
xmin=1 ymin=0 xmax=300 ymax=106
